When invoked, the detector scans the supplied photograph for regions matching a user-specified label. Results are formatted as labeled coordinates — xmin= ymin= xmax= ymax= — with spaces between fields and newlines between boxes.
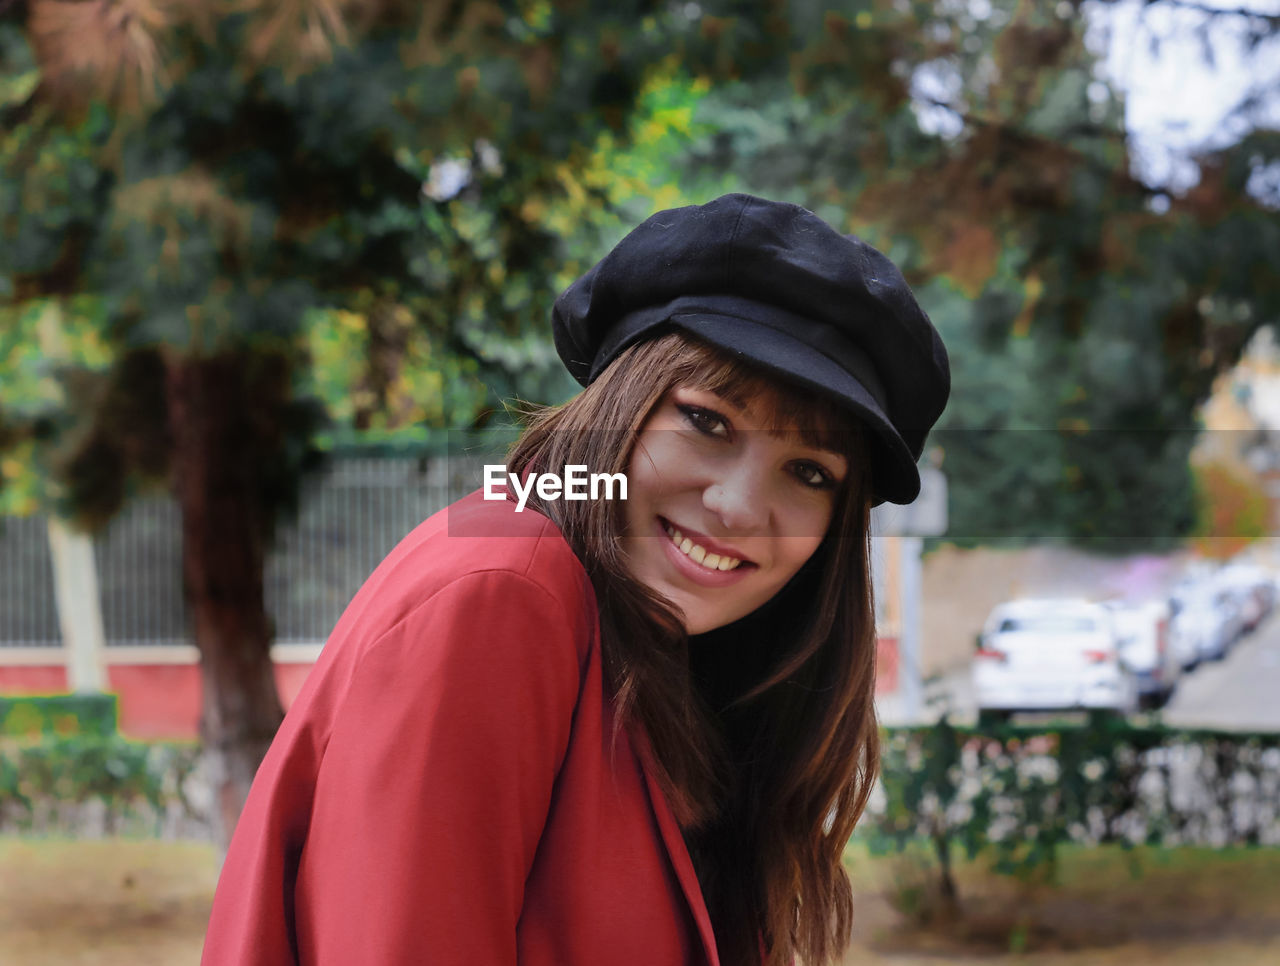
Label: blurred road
xmin=880 ymin=612 xmax=1280 ymax=731
xmin=1162 ymin=613 xmax=1280 ymax=731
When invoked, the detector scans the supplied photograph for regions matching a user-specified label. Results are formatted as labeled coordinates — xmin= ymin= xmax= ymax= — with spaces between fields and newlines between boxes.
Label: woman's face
xmin=621 ymin=385 xmax=849 ymax=635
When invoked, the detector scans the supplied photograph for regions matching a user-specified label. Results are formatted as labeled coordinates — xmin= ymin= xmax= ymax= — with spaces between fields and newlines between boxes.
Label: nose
xmin=702 ymin=458 xmax=771 ymax=533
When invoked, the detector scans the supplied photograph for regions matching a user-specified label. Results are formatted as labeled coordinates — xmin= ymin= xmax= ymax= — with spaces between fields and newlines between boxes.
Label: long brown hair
xmin=507 ymin=332 xmax=880 ymax=966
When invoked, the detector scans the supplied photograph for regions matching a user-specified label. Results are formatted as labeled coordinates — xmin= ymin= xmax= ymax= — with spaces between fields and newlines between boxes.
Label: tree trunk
xmin=166 ymin=352 xmax=285 ymax=853
xmin=930 ymin=825 xmax=960 ymax=921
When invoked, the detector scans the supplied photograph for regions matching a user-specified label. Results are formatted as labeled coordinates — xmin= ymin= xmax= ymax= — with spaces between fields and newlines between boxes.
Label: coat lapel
xmin=634 ymin=738 xmax=721 ymax=966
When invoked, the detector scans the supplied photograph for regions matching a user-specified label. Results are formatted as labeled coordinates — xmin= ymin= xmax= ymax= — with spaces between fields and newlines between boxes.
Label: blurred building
xmin=1194 ymin=326 xmax=1280 ymax=534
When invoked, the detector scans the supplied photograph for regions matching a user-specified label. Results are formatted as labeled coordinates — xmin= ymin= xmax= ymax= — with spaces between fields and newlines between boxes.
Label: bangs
xmin=660 ymin=333 xmax=866 ymax=460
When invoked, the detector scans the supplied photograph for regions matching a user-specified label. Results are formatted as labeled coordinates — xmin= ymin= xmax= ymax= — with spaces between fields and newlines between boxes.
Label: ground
xmin=1 ymin=837 xmax=1276 ymax=965
xmin=0 ymin=839 xmax=216 ymax=966
xmin=840 ymin=841 xmax=1280 ymax=965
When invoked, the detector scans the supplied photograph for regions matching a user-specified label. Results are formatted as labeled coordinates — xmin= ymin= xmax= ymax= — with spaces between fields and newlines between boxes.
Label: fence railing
xmin=0 ymin=454 xmax=490 ymax=649
xmin=0 ymin=515 xmax=61 ymax=646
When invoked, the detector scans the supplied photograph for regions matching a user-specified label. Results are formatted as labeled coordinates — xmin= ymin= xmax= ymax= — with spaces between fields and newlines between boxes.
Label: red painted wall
xmin=0 ymin=665 xmax=68 ymax=693
xmin=0 ymin=661 xmax=316 ymax=740
xmin=4 ymin=638 xmax=898 ymax=738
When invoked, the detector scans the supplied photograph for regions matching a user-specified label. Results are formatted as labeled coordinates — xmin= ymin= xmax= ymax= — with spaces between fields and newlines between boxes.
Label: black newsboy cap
xmin=552 ymin=193 xmax=950 ymax=505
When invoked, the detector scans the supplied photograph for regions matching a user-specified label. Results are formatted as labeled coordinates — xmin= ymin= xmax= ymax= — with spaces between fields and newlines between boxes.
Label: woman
xmin=202 ymin=194 xmax=950 ymax=966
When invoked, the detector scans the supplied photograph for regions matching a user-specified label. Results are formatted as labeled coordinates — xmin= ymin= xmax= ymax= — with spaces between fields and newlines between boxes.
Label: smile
xmin=650 ymin=517 xmax=757 ymax=590
xmin=662 ymin=521 xmax=744 ymax=571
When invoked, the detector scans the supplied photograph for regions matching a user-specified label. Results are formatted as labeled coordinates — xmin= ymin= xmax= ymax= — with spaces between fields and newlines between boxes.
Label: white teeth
xmin=662 ymin=522 xmax=742 ymax=571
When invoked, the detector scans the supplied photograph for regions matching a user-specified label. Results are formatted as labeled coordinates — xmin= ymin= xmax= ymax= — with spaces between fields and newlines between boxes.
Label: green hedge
xmin=867 ymin=718 xmax=1280 ymax=899
xmin=0 ymin=693 xmax=117 ymax=737
xmin=0 ymin=734 xmax=201 ymax=836
xmin=4 ymin=718 xmax=1278 ymax=850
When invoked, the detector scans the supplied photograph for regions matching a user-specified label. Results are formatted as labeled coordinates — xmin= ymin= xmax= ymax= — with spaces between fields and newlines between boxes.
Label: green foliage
xmin=0 ymin=23 xmax=111 ymax=293
xmin=0 ymin=693 xmax=118 ymax=738
xmin=655 ymin=0 xmax=1280 ymax=550
xmin=0 ymin=1 xmax=810 ymax=506
xmin=6 ymin=0 xmax=1272 ymax=550
xmin=0 ymin=734 xmax=200 ymax=836
xmin=868 ymin=718 xmax=1280 ymax=905
xmin=0 ymin=297 xmax=114 ymax=515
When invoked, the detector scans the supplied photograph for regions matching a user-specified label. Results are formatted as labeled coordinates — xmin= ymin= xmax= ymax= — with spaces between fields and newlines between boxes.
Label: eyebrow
xmin=698 ymin=389 xmax=850 ymax=465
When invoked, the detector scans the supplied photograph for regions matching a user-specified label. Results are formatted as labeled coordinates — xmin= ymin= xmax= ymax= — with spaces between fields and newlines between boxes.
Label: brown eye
xmin=676 ymin=404 xmax=730 ymax=438
xmin=792 ymin=460 xmax=836 ymax=490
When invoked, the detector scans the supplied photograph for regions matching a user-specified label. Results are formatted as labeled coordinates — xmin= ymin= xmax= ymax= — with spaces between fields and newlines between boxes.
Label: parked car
xmin=1103 ymin=599 xmax=1180 ymax=709
xmin=1212 ymin=563 xmax=1276 ymax=636
xmin=1168 ymin=584 xmax=1237 ymax=663
xmin=1165 ymin=596 xmax=1207 ymax=671
xmin=972 ymin=598 xmax=1138 ymax=723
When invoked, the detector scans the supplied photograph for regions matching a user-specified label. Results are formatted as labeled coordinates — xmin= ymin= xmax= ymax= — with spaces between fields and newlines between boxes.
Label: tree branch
xmin=1137 ymin=0 xmax=1280 ymax=26
xmin=917 ymin=95 xmax=1161 ymax=196
xmin=919 ymin=95 xmax=1131 ymax=145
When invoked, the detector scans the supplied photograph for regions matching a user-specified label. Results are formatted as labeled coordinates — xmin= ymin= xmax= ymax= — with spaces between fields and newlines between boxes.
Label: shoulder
xmin=407 ymin=488 xmax=588 ymax=598
xmin=331 ymin=489 xmax=597 ymax=654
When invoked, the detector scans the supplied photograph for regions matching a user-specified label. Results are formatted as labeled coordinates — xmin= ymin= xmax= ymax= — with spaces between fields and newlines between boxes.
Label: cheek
xmin=772 ymin=535 xmax=825 ymax=584
xmin=623 ymin=435 xmax=675 ymax=534
xmin=772 ymin=494 xmax=837 ymax=548
xmin=624 ymin=446 xmax=659 ymax=511
xmin=626 ymin=431 xmax=689 ymax=499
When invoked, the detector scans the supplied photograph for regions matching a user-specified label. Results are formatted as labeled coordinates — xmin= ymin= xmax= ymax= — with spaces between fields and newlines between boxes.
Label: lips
xmin=645 ymin=516 xmax=758 ymax=590
xmin=658 ymin=517 xmax=756 ymax=567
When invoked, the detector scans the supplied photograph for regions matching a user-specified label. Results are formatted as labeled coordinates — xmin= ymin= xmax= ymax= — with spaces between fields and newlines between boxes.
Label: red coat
xmin=202 ymin=489 xmax=719 ymax=965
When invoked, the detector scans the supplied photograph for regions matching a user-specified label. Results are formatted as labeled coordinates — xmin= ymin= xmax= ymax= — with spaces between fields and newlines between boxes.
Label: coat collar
xmin=633 ymin=732 xmax=721 ymax=966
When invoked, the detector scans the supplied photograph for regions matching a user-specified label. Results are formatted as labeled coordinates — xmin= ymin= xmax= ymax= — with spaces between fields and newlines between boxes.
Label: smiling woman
xmin=202 ymin=194 xmax=950 ymax=966
xmin=623 ymin=383 xmax=855 ymax=634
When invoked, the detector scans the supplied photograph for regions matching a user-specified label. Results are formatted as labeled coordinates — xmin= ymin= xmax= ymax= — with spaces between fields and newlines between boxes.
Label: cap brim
xmin=670 ymin=313 xmax=922 ymax=505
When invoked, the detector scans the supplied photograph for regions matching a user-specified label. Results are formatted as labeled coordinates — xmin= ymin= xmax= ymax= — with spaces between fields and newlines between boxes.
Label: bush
xmin=0 ymin=693 xmax=118 ymax=737
xmin=0 ymin=734 xmax=203 ymax=836
xmin=866 ymin=718 xmax=1280 ymax=903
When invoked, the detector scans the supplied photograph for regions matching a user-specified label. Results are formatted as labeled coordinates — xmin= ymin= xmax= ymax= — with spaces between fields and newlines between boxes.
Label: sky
xmin=1086 ymin=0 xmax=1280 ymax=201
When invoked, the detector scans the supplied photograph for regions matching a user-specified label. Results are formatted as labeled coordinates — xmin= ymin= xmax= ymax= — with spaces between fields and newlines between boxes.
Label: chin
xmin=664 ymin=593 xmax=722 ymax=636
xmin=682 ymin=616 xmax=720 ymax=636
xmin=673 ymin=596 xmax=757 ymax=636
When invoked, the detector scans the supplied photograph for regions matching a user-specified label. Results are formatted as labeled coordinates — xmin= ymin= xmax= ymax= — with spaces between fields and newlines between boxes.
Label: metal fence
xmin=0 ymin=454 xmax=490 ymax=649
xmin=0 ymin=515 xmax=61 ymax=646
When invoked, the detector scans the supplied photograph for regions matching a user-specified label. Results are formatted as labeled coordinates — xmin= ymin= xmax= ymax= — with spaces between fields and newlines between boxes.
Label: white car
xmin=1104 ymin=599 xmax=1180 ymax=709
xmin=973 ymin=599 xmax=1138 ymax=723
xmin=1165 ymin=600 xmax=1206 ymax=671
xmin=1168 ymin=586 xmax=1236 ymax=662
xmin=1213 ymin=563 xmax=1276 ymax=636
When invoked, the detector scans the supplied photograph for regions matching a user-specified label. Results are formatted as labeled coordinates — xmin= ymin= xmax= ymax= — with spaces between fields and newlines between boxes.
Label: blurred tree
xmin=1190 ymin=460 xmax=1269 ymax=559
xmin=0 ymin=0 xmax=797 ymax=844
xmin=656 ymin=0 xmax=1280 ymax=550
